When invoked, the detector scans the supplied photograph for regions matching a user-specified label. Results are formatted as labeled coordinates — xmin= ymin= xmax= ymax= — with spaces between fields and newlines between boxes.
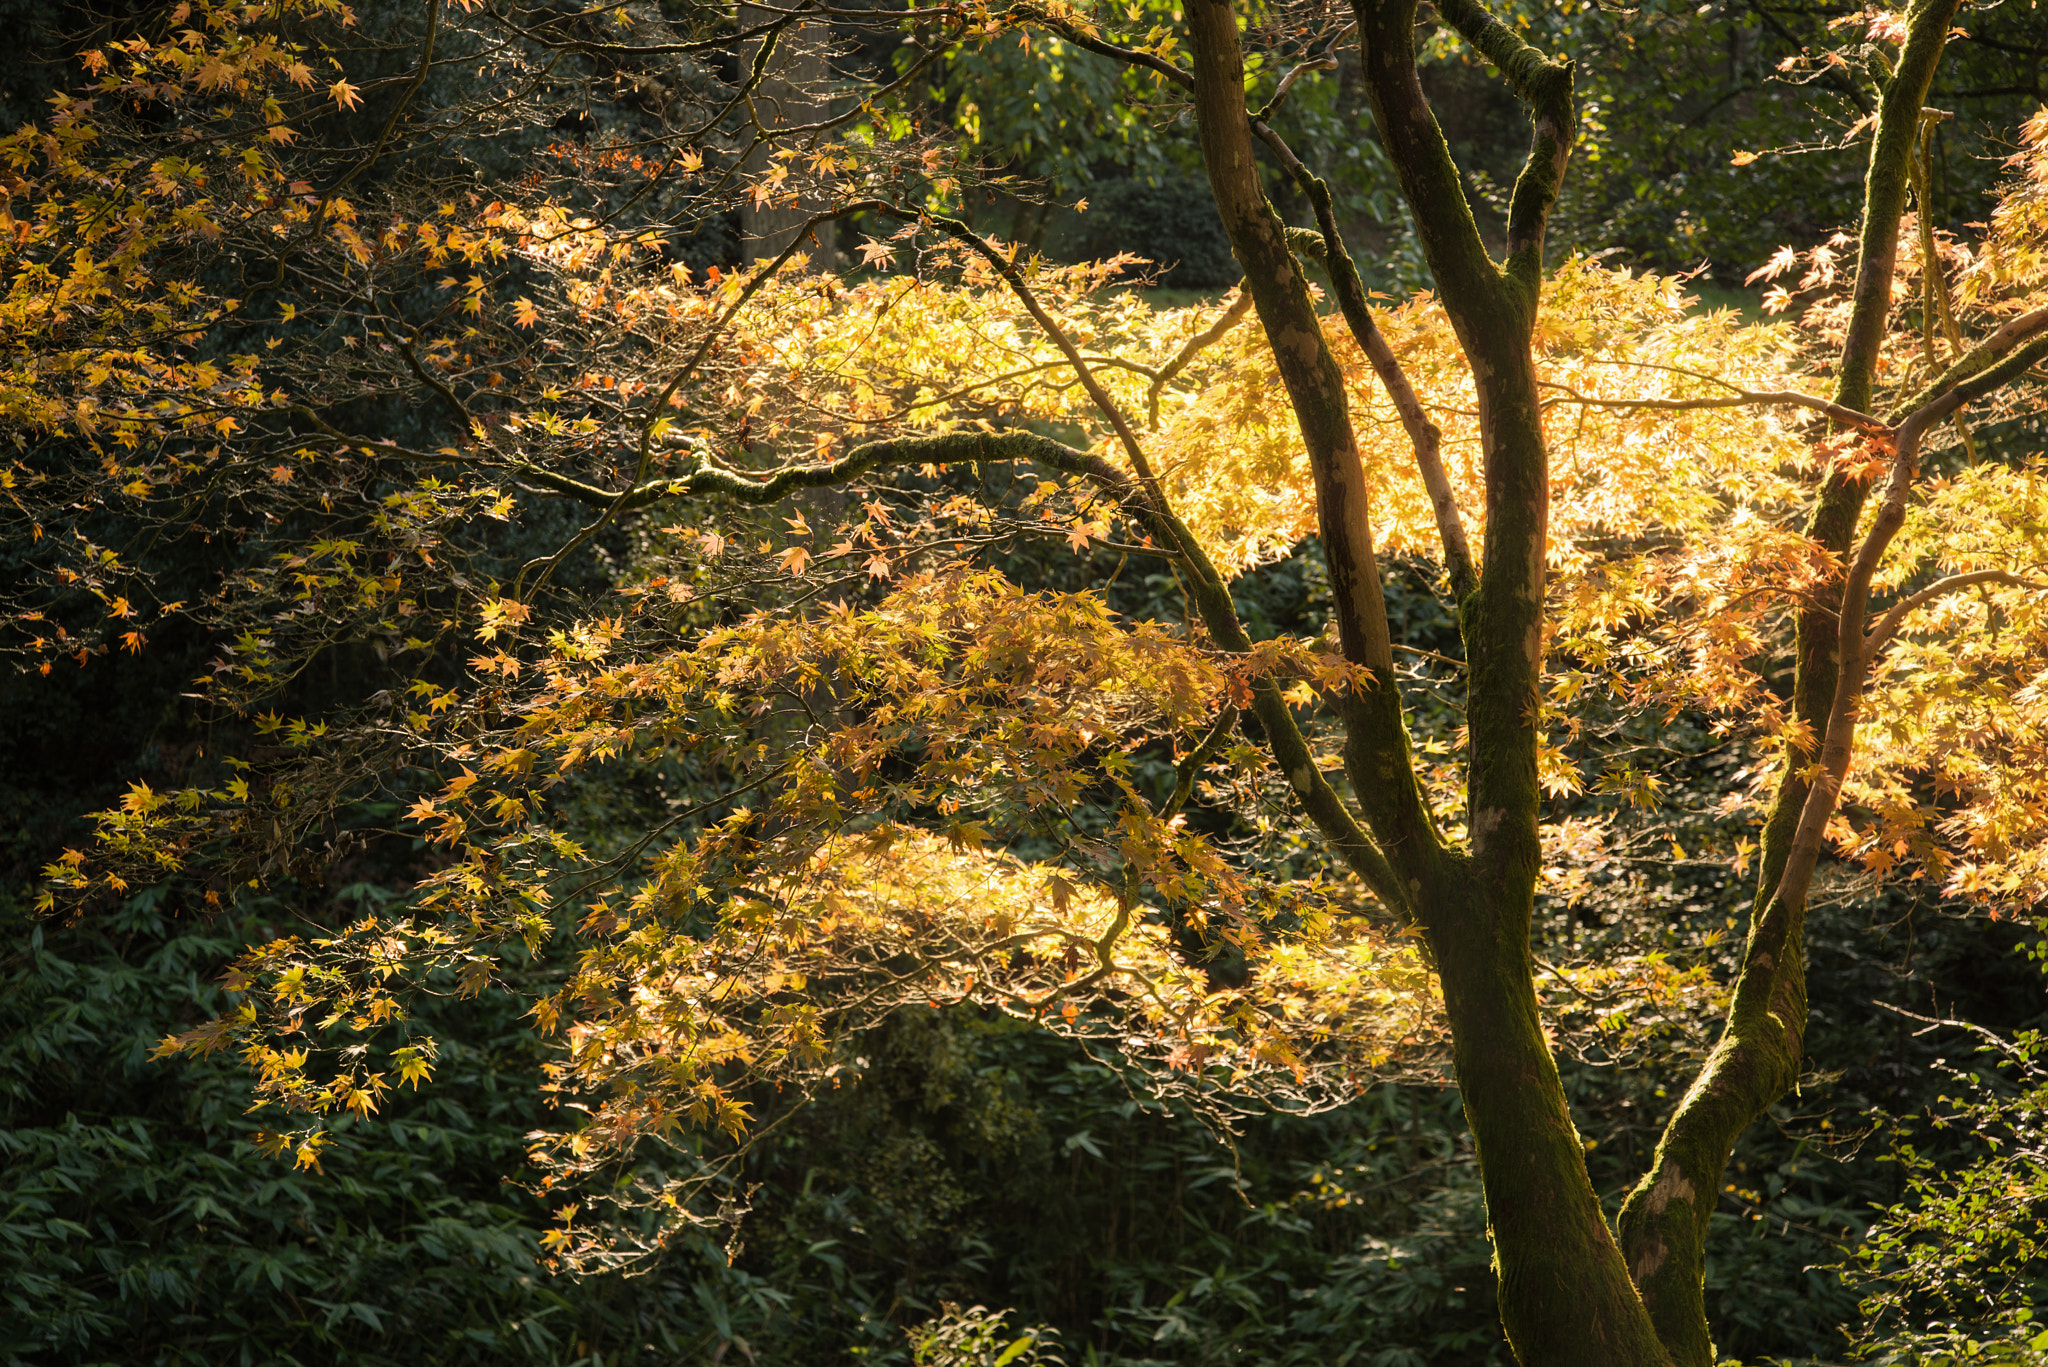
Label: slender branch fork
xmin=1763 ymin=316 xmax=2048 ymax=924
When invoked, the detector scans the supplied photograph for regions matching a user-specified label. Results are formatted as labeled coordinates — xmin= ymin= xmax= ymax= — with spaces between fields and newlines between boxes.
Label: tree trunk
xmin=1427 ymin=868 xmax=1675 ymax=1365
xmin=1177 ymin=0 xmax=1989 ymax=1358
xmin=1614 ymin=3 xmax=1963 ymax=1359
xmin=738 ymin=5 xmax=837 ymax=268
xmin=1181 ymin=0 xmax=1672 ymax=1360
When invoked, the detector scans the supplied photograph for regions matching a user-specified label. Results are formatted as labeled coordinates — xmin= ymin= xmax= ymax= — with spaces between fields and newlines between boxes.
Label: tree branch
xmin=1535 ymin=381 xmax=1889 ymax=434
xmin=1258 ymin=131 xmax=1475 ymax=602
xmin=517 ymin=201 xmax=884 ymax=598
xmin=1836 ymin=0 xmax=1968 ymax=415
xmin=1884 ymin=305 xmax=2048 ymax=423
xmin=1865 ymin=569 xmax=2048 ymax=661
xmin=1430 ymin=0 xmax=1573 ymax=284
xmin=1006 ymin=4 xmax=1194 ymax=90
xmin=1147 ymin=291 xmax=1254 ymax=429
xmin=1354 ymin=0 xmax=1505 ymax=329
xmin=880 ymin=207 xmax=1163 ymax=500
xmin=262 ymin=0 xmax=445 ymax=291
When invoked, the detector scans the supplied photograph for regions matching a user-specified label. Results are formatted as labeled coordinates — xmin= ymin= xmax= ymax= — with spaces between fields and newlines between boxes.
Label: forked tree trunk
xmin=1180 ymin=0 xmax=1672 ymax=1360
xmin=1179 ymin=0 xmax=1969 ymax=1360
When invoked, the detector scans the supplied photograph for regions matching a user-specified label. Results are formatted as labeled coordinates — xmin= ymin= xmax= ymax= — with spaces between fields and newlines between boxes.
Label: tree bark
xmin=1613 ymin=4 xmax=1963 ymax=1360
xmin=738 ymin=5 xmax=837 ymax=268
xmin=1183 ymin=0 xmax=1670 ymax=1360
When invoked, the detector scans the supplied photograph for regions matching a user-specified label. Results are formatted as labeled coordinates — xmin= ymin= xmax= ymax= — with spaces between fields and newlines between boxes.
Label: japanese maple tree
xmin=17 ymin=0 xmax=2048 ymax=1363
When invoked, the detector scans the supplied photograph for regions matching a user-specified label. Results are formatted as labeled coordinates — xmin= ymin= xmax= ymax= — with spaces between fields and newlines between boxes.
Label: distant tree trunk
xmin=739 ymin=5 xmax=836 ymax=268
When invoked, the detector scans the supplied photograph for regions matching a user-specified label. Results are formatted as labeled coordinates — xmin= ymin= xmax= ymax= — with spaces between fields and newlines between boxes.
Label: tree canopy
xmin=10 ymin=0 xmax=2048 ymax=1363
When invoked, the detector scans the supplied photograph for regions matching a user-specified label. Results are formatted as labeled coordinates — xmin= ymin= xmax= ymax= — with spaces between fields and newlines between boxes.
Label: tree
xmin=17 ymin=0 xmax=2048 ymax=1364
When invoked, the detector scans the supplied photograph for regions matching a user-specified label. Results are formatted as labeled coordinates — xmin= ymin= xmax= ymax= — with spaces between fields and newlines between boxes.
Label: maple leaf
xmin=329 ymin=79 xmax=362 ymax=111
xmin=946 ymin=820 xmax=990 ymax=853
xmin=394 ymin=1046 xmax=434 ymax=1090
xmin=1745 ymin=244 xmax=1800 ymax=285
xmin=778 ymin=544 xmax=811 ymax=577
xmin=512 ymin=296 xmax=539 ymax=328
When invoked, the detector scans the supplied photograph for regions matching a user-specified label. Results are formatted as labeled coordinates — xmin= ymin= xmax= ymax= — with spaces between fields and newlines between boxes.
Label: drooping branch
xmin=262 ymin=0 xmax=445 ymax=291
xmin=288 ymin=411 xmax=1130 ymax=515
xmin=683 ymin=430 xmax=1131 ymax=505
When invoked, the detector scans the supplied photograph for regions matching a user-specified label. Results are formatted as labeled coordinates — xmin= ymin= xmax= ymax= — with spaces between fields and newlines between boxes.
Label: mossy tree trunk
xmin=1181 ymin=0 xmax=1671 ymax=1361
xmin=1170 ymin=0 xmax=1982 ymax=1362
xmin=1612 ymin=3 xmax=1965 ymax=1363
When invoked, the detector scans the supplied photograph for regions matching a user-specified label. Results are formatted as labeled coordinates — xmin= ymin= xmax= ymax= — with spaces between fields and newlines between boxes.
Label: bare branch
xmin=1255 ymin=54 xmax=1339 ymax=120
